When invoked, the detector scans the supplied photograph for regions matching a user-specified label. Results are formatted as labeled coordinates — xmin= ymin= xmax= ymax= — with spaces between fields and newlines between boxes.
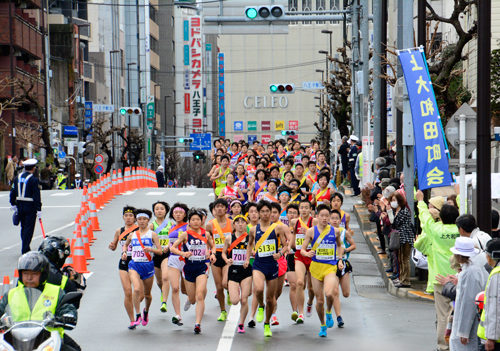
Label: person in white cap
xmin=9 ymin=159 xmax=42 ymax=254
xmin=72 ymin=173 xmax=82 ymax=189
xmin=347 ymin=136 xmax=360 ymax=196
xmin=448 ymin=237 xmax=488 ymax=351
xmin=156 ymin=166 xmax=165 ymax=188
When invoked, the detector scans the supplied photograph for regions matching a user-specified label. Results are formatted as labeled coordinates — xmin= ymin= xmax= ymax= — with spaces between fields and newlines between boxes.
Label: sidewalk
xmin=340 ymin=186 xmax=434 ymax=303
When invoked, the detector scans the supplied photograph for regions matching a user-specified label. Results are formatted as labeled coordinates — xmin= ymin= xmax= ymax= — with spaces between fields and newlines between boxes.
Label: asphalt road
xmin=1 ymin=188 xmax=437 ymax=350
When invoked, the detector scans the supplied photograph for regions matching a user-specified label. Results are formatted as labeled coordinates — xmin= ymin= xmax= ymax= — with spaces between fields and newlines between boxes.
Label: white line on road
xmin=0 ymin=221 xmax=75 ymax=253
xmin=177 ymin=192 xmax=196 ymax=196
xmin=216 ymin=304 xmax=240 ymax=351
xmin=50 ymin=193 xmax=73 ymax=196
xmin=0 ymin=194 xmax=8 ymax=198
xmin=146 ymin=192 xmax=165 ymax=195
xmin=122 ymin=191 xmax=136 ymax=196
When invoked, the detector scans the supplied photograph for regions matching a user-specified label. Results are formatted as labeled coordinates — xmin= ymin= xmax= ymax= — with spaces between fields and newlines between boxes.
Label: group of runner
xmin=109 ymin=192 xmax=356 ymax=338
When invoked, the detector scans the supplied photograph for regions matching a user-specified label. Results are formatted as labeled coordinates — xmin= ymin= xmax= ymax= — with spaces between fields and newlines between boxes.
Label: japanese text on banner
xmin=398 ymin=49 xmax=452 ymax=190
xmin=190 ymin=16 xmax=202 ymax=133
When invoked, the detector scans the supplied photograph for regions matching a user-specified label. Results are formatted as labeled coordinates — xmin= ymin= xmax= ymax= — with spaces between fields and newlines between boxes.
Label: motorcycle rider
xmin=0 ymin=252 xmax=79 ymax=351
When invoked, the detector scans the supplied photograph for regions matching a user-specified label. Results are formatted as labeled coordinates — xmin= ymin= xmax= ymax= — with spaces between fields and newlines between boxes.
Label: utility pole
xmin=352 ymin=4 xmax=360 ymax=138
xmin=360 ymin=0 xmax=370 ymax=138
xmin=396 ymin=0 xmax=404 ymax=173
xmin=372 ymin=0 xmax=382 ymax=158
xmin=476 ymin=0 xmax=492 ymax=232
xmin=380 ymin=0 xmax=387 ymax=151
xmin=402 ymin=0 xmax=414 ymax=221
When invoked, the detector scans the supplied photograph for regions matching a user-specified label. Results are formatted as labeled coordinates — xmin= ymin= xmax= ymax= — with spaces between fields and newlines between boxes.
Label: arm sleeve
xmin=414 ymin=233 xmax=429 ymax=254
xmin=55 ymin=290 xmax=78 ymax=321
xmin=441 ymin=281 xmax=456 ymax=301
xmin=454 ymin=271 xmax=482 ymax=338
xmin=484 ymin=273 xmax=500 ymax=340
xmin=417 ymin=201 xmax=439 ymax=238
xmin=9 ymin=177 xmax=17 ymax=206
xmin=0 ymin=294 xmax=8 ymax=316
xmin=32 ymin=178 xmax=41 ymax=211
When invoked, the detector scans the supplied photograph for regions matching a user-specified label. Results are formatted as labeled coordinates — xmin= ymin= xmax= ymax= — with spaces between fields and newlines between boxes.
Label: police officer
xmin=57 ymin=169 xmax=68 ymax=190
xmin=347 ymin=136 xmax=360 ymax=196
xmin=0 ymin=252 xmax=79 ymax=351
xmin=71 ymin=174 xmax=82 ymax=189
xmin=9 ymin=158 xmax=42 ymax=254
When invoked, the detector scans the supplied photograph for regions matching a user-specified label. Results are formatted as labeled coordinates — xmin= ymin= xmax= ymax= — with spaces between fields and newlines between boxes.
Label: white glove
xmin=10 ymin=205 xmax=17 ymax=212
xmin=37 ymin=211 xmax=42 ymax=219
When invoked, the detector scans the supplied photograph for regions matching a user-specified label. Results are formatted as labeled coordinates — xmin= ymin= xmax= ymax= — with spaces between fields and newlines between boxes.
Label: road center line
xmin=216 ymin=304 xmax=240 ymax=351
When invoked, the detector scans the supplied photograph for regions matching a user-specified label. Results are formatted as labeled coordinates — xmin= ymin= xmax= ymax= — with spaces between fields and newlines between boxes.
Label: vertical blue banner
xmin=398 ymin=48 xmax=452 ymax=190
xmin=183 ymin=45 xmax=189 ymax=66
xmin=183 ymin=20 xmax=189 ymax=41
xmin=218 ymin=53 xmax=225 ymax=137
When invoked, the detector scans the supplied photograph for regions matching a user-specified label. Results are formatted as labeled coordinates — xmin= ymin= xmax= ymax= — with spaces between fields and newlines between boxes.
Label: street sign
xmin=147 ymin=95 xmax=155 ymax=120
xmin=445 ymin=103 xmax=477 ymax=158
xmin=179 ymin=152 xmax=193 ymax=157
xmin=168 ymin=180 xmax=174 ymax=187
xmin=301 ymin=81 xmax=324 ymax=90
xmin=189 ymin=133 xmax=212 ymax=150
xmin=62 ymin=126 xmax=78 ymax=137
xmin=147 ymin=121 xmax=154 ymax=130
xmin=95 ymin=154 xmax=104 ymax=164
xmin=64 ymin=138 xmax=78 ymax=145
xmin=58 ymin=151 xmax=66 ymax=159
xmin=67 ymin=142 xmax=74 ymax=155
xmin=53 ymin=148 xmax=58 ymax=156
xmin=94 ymin=164 xmax=104 ymax=174
xmin=93 ymin=104 xmax=114 ymax=112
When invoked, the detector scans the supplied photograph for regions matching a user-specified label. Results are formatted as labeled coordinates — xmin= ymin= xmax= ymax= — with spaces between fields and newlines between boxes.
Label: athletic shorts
xmin=128 ymin=260 xmax=155 ymax=280
xmin=309 ymin=261 xmax=337 ymax=282
xmin=167 ymin=255 xmax=185 ymax=271
xmin=118 ymin=257 xmax=132 ymax=271
xmin=228 ymin=265 xmax=253 ymax=283
xmin=153 ymin=252 xmax=169 ymax=269
xmin=213 ymin=251 xmax=226 ymax=268
xmin=287 ymin=253 xmax=295 ymax=272
xmin=252 ymin=258 xmax=279 ymax=281
xmin=278 ymin=255 xmax=287 ymax=277
xmin=183 ymin=262 xmax=209 ymax=283
xmin=294 ymin=250 xmax=312 ymax=270
xmin=336 ymin=260 xmax=353 ymax=278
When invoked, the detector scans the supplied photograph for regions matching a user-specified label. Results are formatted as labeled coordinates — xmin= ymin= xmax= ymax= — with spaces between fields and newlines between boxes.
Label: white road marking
xmin=146 ymin=192 xmax=165 ymax=195
xmin=0 ymin=194 xmax=8 ymax=198
xmin=122 ymin=191 xmax=136 ymax=196
xmin=0 ymin=221 xmax=75 ymax=253
xmin=177 ymin=192 xmax=196 ymax=196
xmin=208 ymin=193 xmax=215 ymax=196
xmin=83 ymin=272 xmax=94 ymax=279
xmin=50 ymin=193 xmax=72 ymax=196
xmin=216 ymin=304 xmax=240 ymax=351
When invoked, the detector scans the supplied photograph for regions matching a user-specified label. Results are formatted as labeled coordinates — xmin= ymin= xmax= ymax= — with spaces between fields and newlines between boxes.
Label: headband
xmin=124 ymin=209 xmax=134 ymax=213
xmin=136 ymin=213 xmax=150 ymax=219
xmin=233 ymin=215 xmax=248 ymax=222
xmin=173 ymin=207 xmax=186 ymax=213
xmin=280 ymin=191 xmax=290 ymax=197
xmin=230 ymin=200 xmax=242 ymax=207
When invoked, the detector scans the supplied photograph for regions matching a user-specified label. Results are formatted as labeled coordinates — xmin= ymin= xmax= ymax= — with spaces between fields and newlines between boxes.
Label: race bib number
xmin=132 ymin=245 xmax=149 ymax=262
xmin=120 ymin=241 xmax=132 ymax=256
xmin=256 ymin=191 xmax=268 ymax=202
xmin=214 ymin=234 xmax=225 ymax=249
xmin=159 ymin=236 xmax=169 ymax=249
xmin=232 ymin=249 xmax=247 ymax=266
xmin=189 ymin=245 xmax=206 ymax=261
xmin=295 ymin=234 xmax=311 ymax=251
xmin=316 ymin=244 xmax=336 ymax=261
xmin=257 ymin=239 xmax=276 ymax=257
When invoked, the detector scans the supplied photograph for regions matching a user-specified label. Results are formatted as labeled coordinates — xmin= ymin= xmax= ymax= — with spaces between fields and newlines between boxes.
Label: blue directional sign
xmin=190 ymin=133 xmax=212 ymax=151
xmin=58 ymin=151 xmax=66 ymax=159
xmin=63 ymin=126 xmax=78 ymax=137
xmin=84 ymin=101 xmax=93 ymax=118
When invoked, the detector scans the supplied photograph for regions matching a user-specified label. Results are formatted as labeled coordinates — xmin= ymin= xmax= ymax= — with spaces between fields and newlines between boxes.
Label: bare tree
xmin=117 ymin=129 xmax=145 ymax=168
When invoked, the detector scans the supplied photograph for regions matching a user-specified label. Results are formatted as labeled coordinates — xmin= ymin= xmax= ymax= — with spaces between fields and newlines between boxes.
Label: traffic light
xmin=179 ymin=137 xmax=194 ymax=143
xmin=281 ymin=130 xmax=297 ymax=136
xmin=193 ymin=150 xmax=206 ymax=164
xmin=270 ymin=84 xmax=295 ymax=94
xmin=119 ymin=107 xmax=142 ymax=125
xmin=245 ymin=5 xmax=284 ymax=20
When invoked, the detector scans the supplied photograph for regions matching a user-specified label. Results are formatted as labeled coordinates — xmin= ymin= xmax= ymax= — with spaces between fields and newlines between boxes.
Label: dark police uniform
xmin=10 ymin=163 xmax=42 ymax=254
xmin=348 ymin=143 xmax=360 ymax=196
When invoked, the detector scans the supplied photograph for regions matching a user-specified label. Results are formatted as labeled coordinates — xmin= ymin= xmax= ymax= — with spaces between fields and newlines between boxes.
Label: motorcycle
xmin=0 ymin=290 xmax=81 ymax=351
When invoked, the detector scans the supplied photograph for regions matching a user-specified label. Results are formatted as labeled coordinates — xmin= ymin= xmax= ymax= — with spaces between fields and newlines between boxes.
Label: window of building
xmin=330 ymin=0 xmax=340 ymax=23
xmin=316 ymin=0 xmax=325 ymax=24
xmin=151 ymin=66 xmax=158 ymax=83
xmin=149 ymin=5 xmax=157 ymax=23
xmin=172 ymin=16 xmax=175 ymax=27
xmin=302 ymin=0 xmax=311 ymax=24
xmin=173 ymin=65 xmax=175 ymax=77
xmin=173 ymin=40 xmax=175 ymax=52
xmin=150 ymin=35 xmax=159 ymax=53
xmin=120 ymin=49 xmax=124 ymax=77
xmin=289 ymin=0 xmax=298 ymax=25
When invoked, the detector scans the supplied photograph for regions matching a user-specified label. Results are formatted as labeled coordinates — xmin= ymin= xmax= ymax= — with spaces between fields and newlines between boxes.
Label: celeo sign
xmin=244 ymin=96 xmax=289 ymax=109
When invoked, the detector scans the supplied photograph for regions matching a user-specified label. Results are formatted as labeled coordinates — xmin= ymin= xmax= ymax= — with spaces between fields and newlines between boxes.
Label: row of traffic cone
xmin=63 ymin=167 xmax=157 ymax=274
xmin=1 ymin=270 xmax=18 ymax=299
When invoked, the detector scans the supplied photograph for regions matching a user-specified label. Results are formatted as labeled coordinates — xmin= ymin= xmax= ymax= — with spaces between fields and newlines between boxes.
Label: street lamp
xmin=151 ymin=83 xmax=161 ymax=169
xmin=164 ymin=95 xmax=171 ymax=135
xmin=127 ymin=62 xmax=137 ymax=106
xmin=321 ymin=29 xmax=333 ymax=55
xmin=319 ymin=50 xmax=329 ymax=78
xmin=316 ymin=69 xmax=325 ymax=128
xmin=109 ymin=49 xmax=120 ymax=169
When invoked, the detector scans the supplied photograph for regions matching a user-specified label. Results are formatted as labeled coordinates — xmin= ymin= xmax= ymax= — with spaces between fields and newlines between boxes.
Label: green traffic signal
xmin=270 ymin=85 xmax=278 ymax=92
xmin=281 ymin=131 xmax=286 ymax=136
xmin=120 ymin=108 xmax=127 ymax=115
xmin=179 ymin=138 xmax=184 ymax=143
xmin=246 ymin=7 xmax=258 ymax=19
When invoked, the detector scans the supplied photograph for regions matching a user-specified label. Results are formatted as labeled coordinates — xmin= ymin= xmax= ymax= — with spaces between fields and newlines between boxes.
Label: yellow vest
xmin=8 ymin=282 xmax=65 ymax=337
xmin=478 ymin=266 xmax=500 ymax=341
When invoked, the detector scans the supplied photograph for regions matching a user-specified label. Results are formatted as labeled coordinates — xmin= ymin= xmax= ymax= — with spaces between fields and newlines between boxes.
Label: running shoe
xmin=132 ymin=316 xmax=142 ymax=327
xmin=160 ymin=302 xmax=167 ymax=313
xmin=227 ymin=293 xmax=232 ymax=306
xmin=284 ymin=279 xmax=290 ymax=286
xmin=256 ymin=306 xmax=265 ymax=323
xmin=291 ymin=311 xmax=298 ymax=322
xmin=194 ymin=324 xmax=201 ymax=334
xmin=142 ymin=309 xmax=149 ymax=326
xmin=238 ymin=324 xmax=245 ymax=334
xmin=248 ymin=318 xmax=256 ymax=328
xmin=184 ymin=300 xmax=192 ymax=311
xmin=319 ymin=325 xmax=327 ymax=337
xmin=172 ymin=315 xmax=183 ymax=326
xmin=326 ymin=312 xmax=334 ymax=328
xmin=296 ymin=314 xmax=305 ymax=324
xmin=218 ymin=310 xmax=228 ymax=322
xmin=306 ymin=304 xmax=313 ymax=317
xmin=337 ymin=316 xmax=344 ymax=328
xmin=128 ymin=322 xmax=136 ymax=330
xmin=264 ymin=323 xmax=272 ymax=337
xmin=271 ymin=315 xmax=279 ymax=326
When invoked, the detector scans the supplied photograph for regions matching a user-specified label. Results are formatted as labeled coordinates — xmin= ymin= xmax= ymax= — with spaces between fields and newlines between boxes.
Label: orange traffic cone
xmin=72 ymin=231 xmax=89 ymax=274
xmin=81 ymin=220 xmax=94 ymax=260
xmin=13 ymin=269 xmax=19 ymax=287
xmin=124 ymin=167 xmax=131 ymax=191
xmin=1 ymin=276 xmax=10 ymax=299
xmin=118 ymin=169 xmax=124 ymax=194
xmin=85 ymin=203 xmax=95 ymax=242
xmin=89 ymin=196 xmax=102 ymax=231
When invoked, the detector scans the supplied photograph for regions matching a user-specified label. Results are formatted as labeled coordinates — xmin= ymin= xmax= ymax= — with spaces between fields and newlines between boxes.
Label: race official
xmin=71 ymin=174 xmax=82 ymax=189
xmin=9 ymin=158 xmax=42 ymax=254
